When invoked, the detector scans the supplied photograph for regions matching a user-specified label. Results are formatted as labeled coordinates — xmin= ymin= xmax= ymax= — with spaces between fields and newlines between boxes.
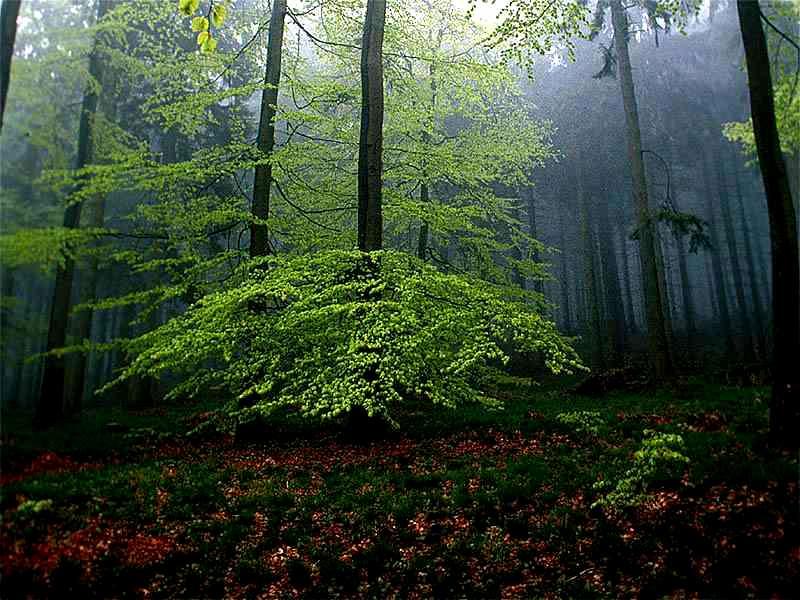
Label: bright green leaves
xmin=113 ymin=251 xmax=581 ymax=426
xmin=178 ymin=0 xmax=200 ymax=17
xmin=211 ymin=4 xmax=227 ymax=28
xmin=191 ymin=16 xmax=209 ymax=32
xmin=177 ymin=0 xmax=228 ymax=52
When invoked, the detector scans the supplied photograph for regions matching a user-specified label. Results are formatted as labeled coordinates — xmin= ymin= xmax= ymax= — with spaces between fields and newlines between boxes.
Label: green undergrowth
xmin=1 ymin=379 xmax=796 ymax=598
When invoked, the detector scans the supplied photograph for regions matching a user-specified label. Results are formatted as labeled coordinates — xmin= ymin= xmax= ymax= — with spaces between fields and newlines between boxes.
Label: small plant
xmin=556 ymin=410 xmax=605 ymax=437
xmin=15 ymin=499 xmax=54 ymax=517
xmin=592 ymin=429 xmax=689 ymax=510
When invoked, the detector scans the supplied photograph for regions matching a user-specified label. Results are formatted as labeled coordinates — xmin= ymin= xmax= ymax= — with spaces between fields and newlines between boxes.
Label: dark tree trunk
xmin=737 ymin=0 xmax=800 ymax=446
xmin=528 ymin=188 xmax=544 ymax=294
xmin=357 ymin=0 xmax=385 ymax=252
xmin=733 ymin=164 xmax=767 ymax=356
xmin=674 ymin=231 xmax=695 ymax=350
xmin=0 ymin=0 xmax=20 ymax=132
xmin=702 ymin=151 xmax=736 ymax=359
xmin=558 ymin=206 xmax=572 ymax=333
xmin=250 ymin=0 xmax=287 ymax=257
xmin=610 ymin=0 xmax=672 ymax=378
xmin=35 ymin=0 xmax=107 ymax=428
xmin=417 ymin=61 xmax=436 ymax=260
xmin=578 ymin=169 xmax=604 ymax=369
xmin=717 ymin=155 xmax=756 ymax=361
xmin=598 ymin=192 xmax=625 ymax=361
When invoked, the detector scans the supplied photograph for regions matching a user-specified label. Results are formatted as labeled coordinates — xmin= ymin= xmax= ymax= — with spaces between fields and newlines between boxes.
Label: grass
xmin=1 ymin=378 xmax=796 ymax=598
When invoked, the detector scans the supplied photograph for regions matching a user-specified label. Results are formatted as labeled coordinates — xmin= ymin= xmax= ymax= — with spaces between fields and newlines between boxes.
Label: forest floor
xmin=1 ymin=378 xmax=797 ymax=599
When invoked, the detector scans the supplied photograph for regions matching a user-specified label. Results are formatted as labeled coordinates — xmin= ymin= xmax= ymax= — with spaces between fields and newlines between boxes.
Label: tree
xmin=357 ymin=0 xmax=386 ymax=252
xmin=607 ymin=0 xmax=673 ymax=378
xmin=0 ymin=0 xmax=20 ymax=132
xmin=736 ymin=0 xmax=799 ymax=446
xmin=250 ymin=0 xmax=287 ymax=257
xmin=35 ymin=0 xmax=108 ymax=428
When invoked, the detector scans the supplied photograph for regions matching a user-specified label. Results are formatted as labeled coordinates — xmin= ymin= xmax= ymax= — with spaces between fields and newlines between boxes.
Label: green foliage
xmin=555 ymin=410 xmax=605 ymax=437
xmin=113 ymin=250 xmax=580 ymax=426
xmin=592 ymin=429 xmax=689 ymax=510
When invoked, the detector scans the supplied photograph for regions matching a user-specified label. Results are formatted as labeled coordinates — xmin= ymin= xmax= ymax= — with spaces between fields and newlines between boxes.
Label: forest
xmin=0 ymin=0 xmax=798 ymax=597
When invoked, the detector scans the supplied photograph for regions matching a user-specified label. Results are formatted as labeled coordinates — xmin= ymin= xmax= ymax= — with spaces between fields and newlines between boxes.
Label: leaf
xmin=200 ymin=35 xmax=218 ymax=53
xmin=178 ymin=0 xmax=200 ymax=17
xmin=191 ymin=16 xmax=209 ymax=32
xmin=197 ymin=31 xmax=210 ymax=46
xmin=211 ymin=4 xmax=227 ymax=28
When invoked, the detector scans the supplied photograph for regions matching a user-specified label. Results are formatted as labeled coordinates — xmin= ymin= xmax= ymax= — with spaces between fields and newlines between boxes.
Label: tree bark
xmin=737 ymin=0 xmax=800 ymax=446
xmin=528 ymin=188 xmax=544 ymax=294
xmin=35 ymin=0 xmax=107 ymax=428
xmin=618 ymin=223 xmax=637 ymax=335
xmin=610 ymin=0 xmax=672 ymax=378
xmin=250 ymin=0 xmax=287 ymax=258
xmin=0 ymin=0 xmax=20 ymax=132
xmin=357 ymin=0 xmax=385 ymax=252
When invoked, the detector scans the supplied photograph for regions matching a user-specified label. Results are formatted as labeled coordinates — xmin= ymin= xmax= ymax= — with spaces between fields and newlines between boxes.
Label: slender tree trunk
xmin=250 ymin=0 xmax=287 ymax=257
xmin=598 ymin=192 xmax=625 ymax=361
xmin=618 ymin=223 xmax=637 ymax=335
xmin=610 ymin=0 xmax=672 ymax=378
xmin=578 ymin=169 xmax=604 ymax=368
xmin=702 ymin=151 xmax=736 ymax=359
xmin=558 ymin=207 xmax=572 ymax=333
xmin=528 ymin=188 xmax=544 ymax=294
xmin=733 ymin=165 xmax=766 ymax=356
xmin=35 ymin=0 xmax=106 ymax=428
xmin=417 ymin=62 xmax=436 ymax=260
xmin=674 ymin=232 xmax=695 ymax=348
xmin=0 ymin=0 xmax=20 ymax=132
xmin=357 ymin=0 xmax=385 ymax=252
xmin=737 ymin=0 xmax=800 ymax=446
xmin=717 ymin=154 xmax=756 ymax=361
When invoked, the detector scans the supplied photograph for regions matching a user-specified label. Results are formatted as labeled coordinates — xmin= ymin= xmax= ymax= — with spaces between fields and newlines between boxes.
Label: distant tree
xmin=736 ymin=0 xmax=799 ymax=446
xmin=35 ymin=0 xmax=109 ymax=428
xmin=0 ymin=0 xmax=20 ymax=132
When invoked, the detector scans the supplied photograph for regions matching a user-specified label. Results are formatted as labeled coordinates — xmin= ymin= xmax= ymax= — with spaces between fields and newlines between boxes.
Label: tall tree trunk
xmin=35 ymin=0 xmax=106 ymax=428
xmin=417 ymin=62 xmax=436 ymax=260
xmin=528 ymin=188 xmax=544 ymax=294
xmin=733 ymin=163 xmax=767 ymax=356
xmin=717 ymin=154 xmax=756 ymax=361
xmin=618 ymin=223 xmax=637 ymax=335
xmin=702 ymin=151 xmax=736 ymax=359
xmin=598 ymin=192 xmax=625 ymax=361
xmin=0 ymin=0 xmax=20 ymax=132
xmin=674 ymin=232 xmax=695 ymax=350
xmin=610 ymin=0 xmax=672 ymax=378
xmin=250 ymin=0 xmax=287 ymax=257
xmin=558 ymin=206 xmax=572 ymax=333
xmin=357 ymin=0 xmax=385 ymax=252
xmin=578 ymin=169 xmax=604 ymax=369
xmin=737 ymin=0 xmax=800 ymax=446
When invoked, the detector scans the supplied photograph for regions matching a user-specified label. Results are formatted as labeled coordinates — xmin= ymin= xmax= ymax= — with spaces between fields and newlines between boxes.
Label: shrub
xmin=555 ymin=410 xmax=605 ymax=437
xmin=592 ymin=430 xmax=689 ymax=510
xmin=113 ymin=250 xmax=580 ymax=426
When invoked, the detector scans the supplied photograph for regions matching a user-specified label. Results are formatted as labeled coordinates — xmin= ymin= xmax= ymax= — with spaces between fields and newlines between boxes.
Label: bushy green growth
xmin=555 ymin=410 xmax=605 ymax=437
xmin=114 ymin=250 xmax=580 ymax=426
xmin=593 ymin=429 xmax=689 ymax=510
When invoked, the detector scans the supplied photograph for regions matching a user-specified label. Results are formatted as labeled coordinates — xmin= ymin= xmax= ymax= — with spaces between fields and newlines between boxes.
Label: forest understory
xmin=1 ymin=377 xmax=797 ymax=599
